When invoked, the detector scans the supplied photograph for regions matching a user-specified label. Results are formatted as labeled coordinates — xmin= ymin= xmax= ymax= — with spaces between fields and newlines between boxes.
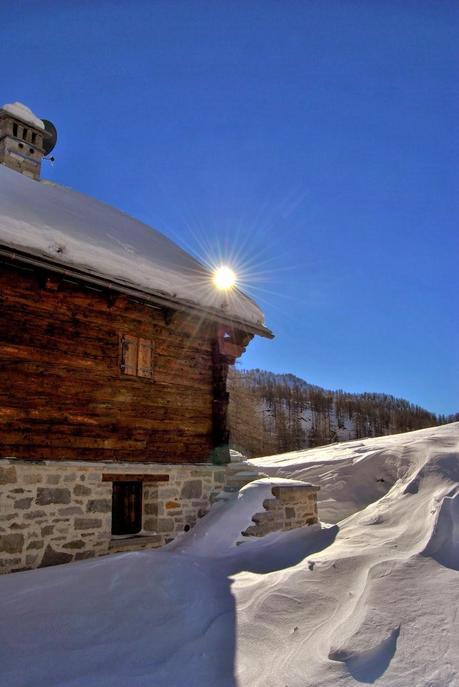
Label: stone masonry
xmin=0 ymin=460 xmax=227 ymax=574
xmin=0 ymin=458 xmax=320 ymax=574
xmin=242 ymin=483 xmax=320 ymax=537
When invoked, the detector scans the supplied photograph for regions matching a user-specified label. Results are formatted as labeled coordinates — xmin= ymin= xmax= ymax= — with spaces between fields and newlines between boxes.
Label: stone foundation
xmin=243 ymin=483 xmax=320 ymax=537
xmin=0 ymin=460 xmax=226 ymax=574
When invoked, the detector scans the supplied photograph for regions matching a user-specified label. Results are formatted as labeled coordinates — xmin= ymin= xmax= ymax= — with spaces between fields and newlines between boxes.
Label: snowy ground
xmin=0 ymin=423 xmax=458 ymax=686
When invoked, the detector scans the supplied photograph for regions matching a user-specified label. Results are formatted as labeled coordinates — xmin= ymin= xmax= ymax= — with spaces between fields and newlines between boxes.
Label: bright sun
xmin=213 ymin=265 xmax=236 ymax=290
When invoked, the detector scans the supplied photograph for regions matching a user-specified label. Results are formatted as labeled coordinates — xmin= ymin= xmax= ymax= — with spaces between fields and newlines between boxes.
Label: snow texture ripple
xmin=0 ymin=423 xmax=458 ymax=686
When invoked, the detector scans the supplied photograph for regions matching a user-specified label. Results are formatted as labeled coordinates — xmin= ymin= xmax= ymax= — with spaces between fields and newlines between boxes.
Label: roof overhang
xmin=0 ymin=245 xmax=274 ymax=339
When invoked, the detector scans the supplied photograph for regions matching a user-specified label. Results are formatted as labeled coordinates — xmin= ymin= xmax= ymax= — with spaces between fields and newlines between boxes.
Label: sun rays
xmin=212 ymin=265 xmax=237 ymax=291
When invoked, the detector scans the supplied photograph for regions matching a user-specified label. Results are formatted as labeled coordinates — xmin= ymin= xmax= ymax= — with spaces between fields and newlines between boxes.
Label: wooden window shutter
xmin=120 ymin=334 xmax=138 ymax=376
xmin=138 ymin=338 xmax=154 ymax=379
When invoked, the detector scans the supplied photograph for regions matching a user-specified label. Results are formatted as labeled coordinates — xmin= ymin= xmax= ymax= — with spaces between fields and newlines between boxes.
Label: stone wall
xmin=0 ymin=460 xmax=226 ymax=574
xmin=242 ymin=483 xmax=320 ymax=537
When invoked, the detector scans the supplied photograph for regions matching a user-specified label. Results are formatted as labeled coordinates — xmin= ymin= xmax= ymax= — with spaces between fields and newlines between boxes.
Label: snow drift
xmin=0 ymin=423 xmax=457 ymax=686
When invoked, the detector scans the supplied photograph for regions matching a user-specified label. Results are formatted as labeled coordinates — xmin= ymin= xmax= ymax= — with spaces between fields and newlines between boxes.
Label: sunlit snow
xmin=0 ymin=423 xmax=457 ymax=686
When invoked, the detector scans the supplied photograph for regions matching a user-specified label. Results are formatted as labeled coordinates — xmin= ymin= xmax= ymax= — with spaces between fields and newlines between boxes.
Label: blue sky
xmin=1 ymin=1 xmax=458 ymax=414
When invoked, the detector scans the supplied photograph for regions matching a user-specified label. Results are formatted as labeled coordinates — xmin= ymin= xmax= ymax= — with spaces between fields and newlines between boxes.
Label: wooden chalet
xmin=0 ymin=102 xmax=272 ymax=573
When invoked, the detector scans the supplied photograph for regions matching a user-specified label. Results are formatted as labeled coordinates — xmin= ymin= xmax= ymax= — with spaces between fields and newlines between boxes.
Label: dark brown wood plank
xmin=102 ymin=473 xmax=170 ymax=482
xmin=0 ymin=260 xmax=224 ymax=463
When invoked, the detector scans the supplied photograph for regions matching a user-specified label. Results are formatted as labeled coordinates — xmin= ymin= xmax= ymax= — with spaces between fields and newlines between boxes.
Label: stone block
xmin=74 ymin=484 xmax=91 ymax=496
xmin=26 ymin=540 xmax=43 ymax=550
xmin=62 ymin=540 xmax=85 ymax=550
xmin=23 ymin=510 xmax=47 ymax=520
xmin=41 ymin=525 xmax=54 ymax=536
xmin=75 ymin=518 xmax=102 ymax=530
xmin=0 ymin=533 xmax=24 ymax=554
xmin=157 ymin=488 xmax=179 ymax=499
xmin=263 ymin=498 xmax=280 ymax=511
xmin=26 ymin=554 xmax=40 ymax=567
xmin=0 ymin=557 xmax=21 ymax=569
xmin=86 ymin=499 xmax=111 ymax=513
xmin=0 ymin=514 xmax=15 ymax=523
xmin=252 ymin=511 xmax=274 ymax=525
xmin=36 ymin=488 xmax=71 ymax=506
xmin=24 ymin=474 xmax=43 ymax=484
xmin=144 ymin=502 xmax=158 ymax=516
xmin=0 ymin=466 xmax=17 ymax=485
xmin=58 ymin=506 xmax=84 ymax=516
xmin=46 ymin=474 xmax=61 ymax=485
xmin=156 ymin=518 xmax=175 ymax=532
xmin=63 ymin=473 xmax=77 ymax=482
xmin=181 ymin=480 xmax=202 ymax=499
xmin=14 ymin=498 xmax=33 ymax=509
xmin=271 ymin=484 xmax=320 ymax=502
xmin=165 ymin=501 xmax=180 ymax=510
xmin=40 ymin=545 xmax=73 ymax=568
xmin=75 ymin=551 xmax=95 ymax=560
xmin=87 ymin=473 xmax=100 ymax=482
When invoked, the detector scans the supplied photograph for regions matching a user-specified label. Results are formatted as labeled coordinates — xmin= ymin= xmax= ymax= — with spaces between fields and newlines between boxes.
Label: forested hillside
xmin=228 ymin=368 xmax=458 ymax=457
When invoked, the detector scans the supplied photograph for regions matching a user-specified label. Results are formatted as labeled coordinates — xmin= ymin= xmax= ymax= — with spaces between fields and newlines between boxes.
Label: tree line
xmin=228 ymin=368 xmax=458 ymax=458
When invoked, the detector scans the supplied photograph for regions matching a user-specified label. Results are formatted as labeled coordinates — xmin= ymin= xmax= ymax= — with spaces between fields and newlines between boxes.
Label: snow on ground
xmin=0 ymin=423 xmax=458 ymax=686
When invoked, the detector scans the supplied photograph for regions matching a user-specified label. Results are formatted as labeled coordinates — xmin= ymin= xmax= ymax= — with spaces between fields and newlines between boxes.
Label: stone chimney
xmin=0 ymin=102 xmax=46 ymax=180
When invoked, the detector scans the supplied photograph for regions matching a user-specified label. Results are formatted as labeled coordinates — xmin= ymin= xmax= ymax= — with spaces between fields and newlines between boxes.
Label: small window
xmin=119 ymin=334 xmax=154 ymax=379
xmin=112 ymin=481 xmax=142 ymax=535
xmin=23 ymin=127 xmax=28 ymax=141
xmin=13 ymin=122 xmax=18 ymax=137
xmin=31 ymin=132 xmax=37 ymax=144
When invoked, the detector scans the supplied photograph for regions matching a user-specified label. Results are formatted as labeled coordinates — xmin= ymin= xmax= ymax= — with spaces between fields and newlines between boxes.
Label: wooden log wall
xmin=0 ymin=260 xmax=231 ymax=463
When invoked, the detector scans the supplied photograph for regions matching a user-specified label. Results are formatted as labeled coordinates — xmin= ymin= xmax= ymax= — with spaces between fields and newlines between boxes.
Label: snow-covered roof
xmin=1 ymin=102 xmax=45 ymax=130
xmin=0 ymin=164 xmax=271 ymax=335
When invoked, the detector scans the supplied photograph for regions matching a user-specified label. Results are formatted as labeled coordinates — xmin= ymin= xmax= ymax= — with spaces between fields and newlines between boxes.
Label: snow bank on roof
xmin=0 ymin=165 xmax=265 ymax=327
xmin=1 ymin=102 xmax=44 ymax=130
xmin=0 ymin=423 xmax=458 ymax=686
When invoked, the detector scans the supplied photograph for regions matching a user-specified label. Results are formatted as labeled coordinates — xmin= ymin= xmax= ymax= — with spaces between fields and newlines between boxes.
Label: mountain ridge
xmin=228 ymin=367 xmax=458 ymax=457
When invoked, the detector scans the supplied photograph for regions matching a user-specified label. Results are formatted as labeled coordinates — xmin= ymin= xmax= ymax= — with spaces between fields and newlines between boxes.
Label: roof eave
xmin=0 ymin=245 xmax=274 ymax=339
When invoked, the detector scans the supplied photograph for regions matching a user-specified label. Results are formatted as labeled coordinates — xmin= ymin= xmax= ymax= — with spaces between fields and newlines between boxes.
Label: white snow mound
xmin=168 ymin=476 xmax=309 ymax=556
xmin=0 ymin=422 xmax=457 ymax=686
xmin=1 ymin=102 xmax=45 ymax=129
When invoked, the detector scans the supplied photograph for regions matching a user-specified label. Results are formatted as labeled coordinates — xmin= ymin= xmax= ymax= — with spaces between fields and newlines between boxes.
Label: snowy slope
xmin=0 ymin=423 xmax=457 ymax=686
xmin=0 ymin=165 xmax=265 ymax=328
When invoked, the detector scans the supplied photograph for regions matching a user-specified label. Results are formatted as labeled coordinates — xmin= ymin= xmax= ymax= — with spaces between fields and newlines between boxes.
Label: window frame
xmin=111 ymin=480 xmax=143 ymax=536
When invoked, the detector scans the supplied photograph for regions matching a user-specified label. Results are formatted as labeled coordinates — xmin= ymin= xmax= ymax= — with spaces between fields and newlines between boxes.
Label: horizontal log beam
xmin=0 ymin=246 xmax=273 ymax=338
